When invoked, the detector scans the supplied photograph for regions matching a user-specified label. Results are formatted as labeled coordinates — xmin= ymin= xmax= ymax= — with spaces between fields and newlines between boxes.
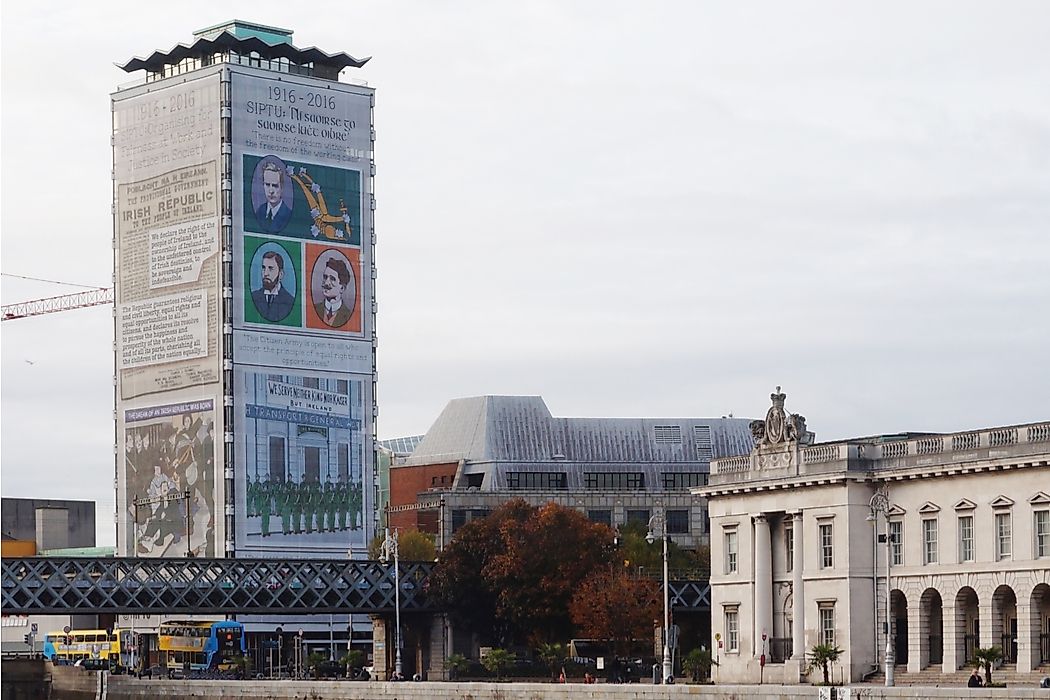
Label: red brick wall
xmin=388 ymin=461 xmax=457 ymax=532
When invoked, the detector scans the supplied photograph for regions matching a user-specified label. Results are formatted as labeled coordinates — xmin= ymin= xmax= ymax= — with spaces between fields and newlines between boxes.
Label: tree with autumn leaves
xmin=428 ymin=499 xmax=664 ymax=651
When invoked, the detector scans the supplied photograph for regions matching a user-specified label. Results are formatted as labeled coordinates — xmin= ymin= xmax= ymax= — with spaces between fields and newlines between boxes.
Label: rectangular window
xmin=995 ymin=512 xmax=1012 ymax=560
xmin=661 ymin=472 xmax=708 ymax=490
xmin=725 ymin=529 xmax=738 ymax=574
xmin=819 ymin=605 xmax=836 ymax=646
xmin=819 ymin=522 xmax=833 ymax=569
xmin=666 ymin=510 xmax=689 ymax=534
xmin=725 ymin=609 xmax=739 ymax=651
xmin=584 ymin=472 xmax=645 ymax=490
xmin=889 ymin=520 xmax=903 ymax=566
xmin=923 ymin=518 xmax=939 ymax=564
xmin=587 ymin=510 xmax=612 ymax=527
xmin=626 ymin=509 xmax=651 ymax=527
xmin=1036 ymin=510 xmax=1050 ymax=558
xmin=958 ymin=515 xmax=974 ymax=562
xmin=785 ymin=526 xmax=794 ymax=573
xmin=506 ymin=472 xmax=568 ymax=489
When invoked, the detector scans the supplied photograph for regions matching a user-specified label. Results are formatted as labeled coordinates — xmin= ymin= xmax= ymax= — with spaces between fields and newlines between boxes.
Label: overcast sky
xmin=2 ymin=2 xmax=1048 ymax=546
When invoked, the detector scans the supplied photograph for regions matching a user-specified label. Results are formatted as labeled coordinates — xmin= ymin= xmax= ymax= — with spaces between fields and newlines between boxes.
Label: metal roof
xmin=119 ymin=30 xmax=369 ymax=74
xmin=402 ymin=395 xmax=755 ymax=465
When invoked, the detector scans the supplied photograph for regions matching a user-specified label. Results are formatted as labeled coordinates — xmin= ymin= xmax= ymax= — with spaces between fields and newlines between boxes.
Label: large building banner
xmin=124 ymin=400 xmax=217 ymax=557
xmin=234 ymin=369 xmax=367 ymax=551
xmin=112 ymin=70 xmax=225 ymax=557
xmin=230 ymin=67 xmax=375 ymax=556
xmin=113 ymin=74 xmax=222 ymax=399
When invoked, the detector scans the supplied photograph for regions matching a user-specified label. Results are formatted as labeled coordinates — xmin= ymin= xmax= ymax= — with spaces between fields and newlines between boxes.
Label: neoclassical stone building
xmin=699 ymin=389 xmax=1050 ymax=684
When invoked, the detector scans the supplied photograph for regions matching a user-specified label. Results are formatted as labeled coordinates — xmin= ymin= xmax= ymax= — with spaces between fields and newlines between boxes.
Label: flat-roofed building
xmin=701 ymin=388 xmax=1050 ymax=684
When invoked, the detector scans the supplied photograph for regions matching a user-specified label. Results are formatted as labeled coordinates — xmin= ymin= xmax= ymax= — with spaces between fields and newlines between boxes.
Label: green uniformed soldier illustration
xmin=322 ymin=479 xmax=336 ymax=532
xmin=257 ymin=480 xmax=272 ymax=537
xmin=291 ymin=479 xmax=304 ymax=534
xmin=246 ymin=476 xmax=256 ymax=518
xmin=279 ymin=479 xmax=293 ymax=535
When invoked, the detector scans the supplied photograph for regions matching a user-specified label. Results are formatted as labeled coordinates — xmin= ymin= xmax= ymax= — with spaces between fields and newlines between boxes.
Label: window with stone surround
xmin=724 ymin=528 xmax=738 ymax=574
xmin=666 ymin=509 xmax=689 ymax=534
xmin=785 ymin=525 xmax=794 ymax=573
xmin=819 ymin=522 xmax=833 ymax=569
xmin=958 ymin=515 xmax=974 ymax=563
xmin=923 ymin=518 xmax=938 ymax=565
xmin=725 ymin=608 xmax=739 ymax=652
xmin=819 ymin=604 xmax=836 ymax=646
xmin=1035 ymin=509 xmax=1050 ymax=558
xmin=889 ymin=520 xmax=903 ymax=566
xmin=995 ymin=511 xmax=1012 ymax=561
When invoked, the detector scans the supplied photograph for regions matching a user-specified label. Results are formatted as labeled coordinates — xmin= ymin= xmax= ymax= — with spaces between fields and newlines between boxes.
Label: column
xmin=427 ymin=614 xmax=449 ymax=680
xmin=907 ymin=593 xmax=922 ymax=673
xmin=1016 ymin=601 xmax=1034 ymax=672
xmin=370 ymin=615 xmax=388 ymax=681
xmin=754 ymin=514 xmax=773 ymax=659
xmin=941 ymin=602 xmax=959 ymax=673
xmin=792 ymin=511 xmax=805 ymax=660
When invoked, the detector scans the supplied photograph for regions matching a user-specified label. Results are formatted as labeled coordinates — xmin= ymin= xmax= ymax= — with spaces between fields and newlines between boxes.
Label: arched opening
xmin=920 ymin=588 xmax=943 ymax=667
xmin=890 ymin=589 xmax=908 ymax=665
xmin=955 ymin=587 xmax=980 ymax=668
xmin=992 ymin=585 xmax=1017 ymax=664
xmin=1030 ymin=583 xmax=1050 ymax=667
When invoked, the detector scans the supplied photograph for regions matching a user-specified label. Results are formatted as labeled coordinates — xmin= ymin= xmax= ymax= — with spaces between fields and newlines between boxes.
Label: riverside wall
xmin=44 ymin=666 xmax=1050 ymax=700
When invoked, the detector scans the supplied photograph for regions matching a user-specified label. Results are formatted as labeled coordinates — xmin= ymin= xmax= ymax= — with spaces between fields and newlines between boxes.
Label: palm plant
xmin=807 ymin=643 xmax=843 ymax=685
xmin=973 ymin=646 xmax=1003 ymax=686
xmin=481 ymin=648 xmax=514 ymax=681
xmin=446 ymin=653 xmax=470 ymax=680
xmin=682 ymin=647 xmax=716 ymax=682
xmin=536 ymin=642 xmax=565 ymax=681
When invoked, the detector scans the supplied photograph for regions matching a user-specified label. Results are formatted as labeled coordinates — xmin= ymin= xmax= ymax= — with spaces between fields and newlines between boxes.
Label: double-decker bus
xmin=158 ymin=620 xmax=246 ymax=671
xmin=43 ymin=629 xmax=123 ymax=668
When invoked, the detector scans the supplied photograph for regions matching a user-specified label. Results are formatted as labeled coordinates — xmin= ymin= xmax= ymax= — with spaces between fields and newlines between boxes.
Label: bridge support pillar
xmin=427 ymin=613 xmax=449 ymax=680
xmin=370 ymin=614 xmax=389 ymax=680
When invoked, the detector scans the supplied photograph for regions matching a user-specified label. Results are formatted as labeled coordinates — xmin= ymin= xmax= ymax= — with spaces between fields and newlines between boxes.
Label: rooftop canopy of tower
xmin=118 ymin=20 xmax=369 ymax=83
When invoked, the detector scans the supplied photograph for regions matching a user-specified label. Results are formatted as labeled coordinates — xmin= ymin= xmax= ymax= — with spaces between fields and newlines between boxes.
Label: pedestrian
xmin=558 ymin=667 xmax=566 ymax=683
xmin=968 ymin=668 xmax=983 ymax=687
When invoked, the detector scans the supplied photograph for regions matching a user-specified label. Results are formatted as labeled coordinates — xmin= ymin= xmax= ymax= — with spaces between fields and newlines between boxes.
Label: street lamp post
xmin=646 ymin=513 xmax=673 ymax=684
xmin=381 ymin=527 xmax=403 ymax=679
xmin=868 ymin=488 xmax=895 ymax=687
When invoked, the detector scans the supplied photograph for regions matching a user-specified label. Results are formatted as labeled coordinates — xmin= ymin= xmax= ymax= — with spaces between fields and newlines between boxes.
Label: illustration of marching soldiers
xmin=249 ymin=473 xmax=361 ymax=537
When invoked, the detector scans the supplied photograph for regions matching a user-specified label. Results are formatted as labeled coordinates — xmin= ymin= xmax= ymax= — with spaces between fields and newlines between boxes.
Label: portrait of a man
xmin=313 ymin=257 xmax=353 ymax=328
xmin=254 ymin=159 xmax=292 ymax=233
xmin=250 ymin=249 xmax=296 ymax=322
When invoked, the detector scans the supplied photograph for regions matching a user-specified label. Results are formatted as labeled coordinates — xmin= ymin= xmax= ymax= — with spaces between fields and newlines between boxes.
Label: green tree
xmin=569 ymin=568 xmax=660 ymax=657
xmin=536 ymin=642 xmax=565 ymax=681
xmin=618 ymin=519 xmax=701 ymax=573
xmin=368 ymin=529 xmax=436 ymax=561
xmin=807 ymin=643 xmax=843 ymax=685
xmin=481 ymin=648 xmax=514 ymax=681
xmin=682 ymin=647 xmax=715 ymax=682
xmin=973 ymin=645 xmax=1004 ymax=686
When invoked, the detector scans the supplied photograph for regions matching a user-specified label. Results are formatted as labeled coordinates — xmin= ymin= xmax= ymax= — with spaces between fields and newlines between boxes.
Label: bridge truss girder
xmin=1 ymin=558 xmax=434 ymax=616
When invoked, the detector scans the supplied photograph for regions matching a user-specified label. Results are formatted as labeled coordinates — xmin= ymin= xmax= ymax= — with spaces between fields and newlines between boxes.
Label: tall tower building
xmin=112 ymin=21 xmax=376 ymax=562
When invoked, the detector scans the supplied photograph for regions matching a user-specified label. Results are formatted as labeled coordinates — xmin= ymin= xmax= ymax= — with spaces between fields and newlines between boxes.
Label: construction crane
xmin=1 ymin=287 xmax=113 ymax=321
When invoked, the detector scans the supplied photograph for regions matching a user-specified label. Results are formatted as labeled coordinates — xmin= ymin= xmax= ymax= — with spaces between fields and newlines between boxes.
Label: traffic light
xmin=24 ymin=634 xmax=31 ymax=644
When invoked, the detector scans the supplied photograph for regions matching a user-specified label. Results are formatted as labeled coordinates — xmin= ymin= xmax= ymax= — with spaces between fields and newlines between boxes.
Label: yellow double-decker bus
xmin=43 ymin=629 xmax=122 ymax=667
xmin=158 ymin=620 xmax=245 ymax=671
